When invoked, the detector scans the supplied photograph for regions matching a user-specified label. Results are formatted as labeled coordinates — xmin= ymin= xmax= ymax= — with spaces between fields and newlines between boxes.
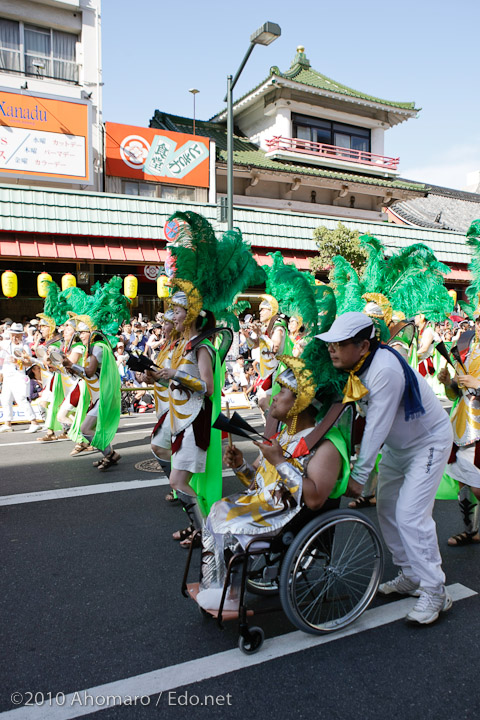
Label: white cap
xmin=316 ymin=312 xmax=375 ymax=343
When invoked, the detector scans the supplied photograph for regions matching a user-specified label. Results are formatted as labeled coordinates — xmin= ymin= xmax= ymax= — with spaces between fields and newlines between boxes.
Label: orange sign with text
xmin=0 ymin=89 xmax=91 ymax=183
xmin=105 ymin=122 xmax=210 ymax=187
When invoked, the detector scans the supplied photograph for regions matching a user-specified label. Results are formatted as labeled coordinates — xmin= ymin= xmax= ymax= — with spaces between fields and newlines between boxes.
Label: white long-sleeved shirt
xmin=351 ymin=349 xmax=452 ymax=485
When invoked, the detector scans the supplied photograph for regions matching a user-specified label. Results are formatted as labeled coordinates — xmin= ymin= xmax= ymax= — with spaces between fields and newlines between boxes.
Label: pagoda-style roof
xmin=390 ymin=184 xmax=480 ymax=232
xmin=150 ymin=110 xmax=426 ymax=194
xmin=210 ymin=47 xmax=419 ymax=126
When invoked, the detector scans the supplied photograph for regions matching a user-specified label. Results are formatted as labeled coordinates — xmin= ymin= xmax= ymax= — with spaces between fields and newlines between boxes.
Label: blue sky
xmin=101 ymin=0 xmax=480 ymax=190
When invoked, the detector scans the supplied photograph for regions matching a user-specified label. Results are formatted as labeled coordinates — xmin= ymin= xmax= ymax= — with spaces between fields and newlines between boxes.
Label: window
xmin=160 ymin=185 xmax=196 ymax=202
xmin=124 ymin=181 xmax=156 ymax=197
xmin=0 ymin=19 xmax=20 ymax=72
xmin=122 ymin=181 xmax=196 ymax=202
xmin=0 ymin=18 xmax=78 ymax=83
xmin=292 ymin=113 xmax=370 ymax=153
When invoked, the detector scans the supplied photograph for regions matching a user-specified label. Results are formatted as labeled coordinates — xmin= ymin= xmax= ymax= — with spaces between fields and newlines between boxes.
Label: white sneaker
xmin=378 ymin=571 xmax=421 ymax=597
xmin=24 ymin=423 xmax=38 ymax=434
xmin=406 ymin=588 xmax=452 ymax=624
xmin=0 ymin=424 xmax=13 ymax=433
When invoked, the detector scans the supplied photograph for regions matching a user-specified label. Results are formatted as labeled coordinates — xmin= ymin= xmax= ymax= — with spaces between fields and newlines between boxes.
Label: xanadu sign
xmin=106 ymin=122 xmax=210 ymax=187
xmin=0 ymin=88 xmax=91 ymax=184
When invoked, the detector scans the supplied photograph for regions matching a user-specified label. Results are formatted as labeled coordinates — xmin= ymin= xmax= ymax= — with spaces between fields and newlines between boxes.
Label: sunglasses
xmin=327 ymin=340 xmax=355 ymax=350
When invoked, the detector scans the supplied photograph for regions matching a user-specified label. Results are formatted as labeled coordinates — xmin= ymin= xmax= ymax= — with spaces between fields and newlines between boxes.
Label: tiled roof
xmin=391 ymin=184 xmax=480 ymax=233
xmin=210 ymin=47 xmax=418 ymax=120
xmin=150 ymin=111 xmax=426 ymax=193
xmin=0 ymin=184 xmax=469 ymax=265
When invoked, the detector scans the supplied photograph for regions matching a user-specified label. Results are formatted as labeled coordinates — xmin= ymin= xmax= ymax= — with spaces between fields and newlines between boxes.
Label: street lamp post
xmin=225 ymin=22 xmax=281 ymax=231
xmin=189 ymin=88 xmax=200 ymax=135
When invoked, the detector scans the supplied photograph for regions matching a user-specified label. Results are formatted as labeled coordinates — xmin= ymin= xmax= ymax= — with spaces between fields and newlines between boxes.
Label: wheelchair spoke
xmin=279 ymin=512 xmax=384 ymax=634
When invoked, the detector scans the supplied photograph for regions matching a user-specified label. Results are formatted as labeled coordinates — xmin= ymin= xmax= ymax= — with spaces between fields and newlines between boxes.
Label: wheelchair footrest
xmin=186 ymin=583 xmax=254 ymax=620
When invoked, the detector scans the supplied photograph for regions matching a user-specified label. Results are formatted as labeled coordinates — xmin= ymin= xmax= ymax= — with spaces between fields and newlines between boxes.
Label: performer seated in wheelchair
xmin=196 ymin=354 xmax=350 ymax=612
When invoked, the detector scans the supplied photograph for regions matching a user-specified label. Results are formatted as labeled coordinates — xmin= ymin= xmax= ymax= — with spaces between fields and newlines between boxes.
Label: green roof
xmin=0 ymin=184 xmax=468 ymax=265
xmin=211 ymin=47 xmax=418 ymax=120
xmin=150 ymin=111 xmax=425 ymax=193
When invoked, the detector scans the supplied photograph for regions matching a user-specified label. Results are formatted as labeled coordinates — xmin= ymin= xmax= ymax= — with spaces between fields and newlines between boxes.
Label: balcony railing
xmin=265 ymin=136 xmax=399 ymax=172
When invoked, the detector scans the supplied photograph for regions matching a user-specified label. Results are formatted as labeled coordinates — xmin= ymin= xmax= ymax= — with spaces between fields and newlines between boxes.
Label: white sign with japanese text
xmin=0 ymin=126 xmax=86 ymax=177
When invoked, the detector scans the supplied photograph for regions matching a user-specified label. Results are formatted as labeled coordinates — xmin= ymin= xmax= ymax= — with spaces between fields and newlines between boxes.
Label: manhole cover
xmin=135 ymin=459 xmax=163 ymax=473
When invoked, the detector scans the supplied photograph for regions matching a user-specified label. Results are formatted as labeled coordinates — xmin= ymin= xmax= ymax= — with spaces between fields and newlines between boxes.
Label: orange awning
xmin=0 ymin=234 xmax=168 ymax=263
xmin=253 ymin=251 xmax=313 ymax=271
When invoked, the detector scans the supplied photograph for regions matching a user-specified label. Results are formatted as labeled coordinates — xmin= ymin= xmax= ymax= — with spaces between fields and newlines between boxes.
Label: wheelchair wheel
xmin=279 ymin=509 xmax=383 ymax=635
xmin=238 ymin=626 xmax=264 ymax=655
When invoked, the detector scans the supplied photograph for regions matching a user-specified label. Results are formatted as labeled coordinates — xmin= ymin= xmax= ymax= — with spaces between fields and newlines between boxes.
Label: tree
xmin=310 ymin=222 xmax=368 ymax=278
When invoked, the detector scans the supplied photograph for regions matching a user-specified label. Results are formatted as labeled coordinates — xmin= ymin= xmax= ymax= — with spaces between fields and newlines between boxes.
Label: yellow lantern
xmin=124 ymin=274 xmax=138 ymax=300
xmin=1 ymin=270 xmax=18 ymax=298
xmin=448 ymin=289 xmax=457 ymax=306
xmin=62 ymin=273 xmax=76 ymax=291
xmin=157 ymin=275 xmax=170 ymax=299
xmin=37 ymin=272 xmax=52 ymax=299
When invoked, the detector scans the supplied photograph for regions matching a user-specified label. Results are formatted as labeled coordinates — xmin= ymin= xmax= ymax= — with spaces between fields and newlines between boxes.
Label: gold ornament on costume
xmin=259 ymin=294 xmax=279 ymax=318
xmin=36 ymin=313 xmax=56 ymax=338
xmin=170 ymin=278 xmax=204 ymax=328
xmin=276 ymin=355 xmax=316 ymax=418
xmin=362 ymin=293 xmax=393 ymax=326
xmin=391 ymin=309 xmax=406 ymax=324
xmin=67 ymin=313 xmax=96 ymax=333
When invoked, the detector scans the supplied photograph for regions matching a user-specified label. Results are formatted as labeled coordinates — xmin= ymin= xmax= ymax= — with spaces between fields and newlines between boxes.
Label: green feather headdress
xmin=166 ymin=211 xmax=265 ymax=317
xmin=263 ymin=251 xmax=319 ymax=332
xmin=464 ymin=220 xmax=480 ymax=317
xmin=43 ymin=277 xmax=130 ymax=344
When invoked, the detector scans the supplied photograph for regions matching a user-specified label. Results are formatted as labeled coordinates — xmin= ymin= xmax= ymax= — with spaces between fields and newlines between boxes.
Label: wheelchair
xmin=182 ymin=499 xmax=384 ymax=654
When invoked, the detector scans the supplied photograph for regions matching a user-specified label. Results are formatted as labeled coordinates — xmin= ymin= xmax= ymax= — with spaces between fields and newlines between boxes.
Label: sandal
xmin=165 ymin=491 xmax=179 ymax=504
xmin=97 ymin=451 xmax=121 ymax=471
xmin=172 ymin=525 xmax=194 ymax=541
xmin=71 ymin=442 xmax=89 ymax=456
xmin=447 ymin=531 xmax=480 ymax=547
xmin=348 ymin=495 xmax=376 ymax=509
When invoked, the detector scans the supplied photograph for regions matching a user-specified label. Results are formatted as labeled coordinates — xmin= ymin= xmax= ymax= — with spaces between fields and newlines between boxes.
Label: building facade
xmin=0 ymin=9 xmax=477 ymax=319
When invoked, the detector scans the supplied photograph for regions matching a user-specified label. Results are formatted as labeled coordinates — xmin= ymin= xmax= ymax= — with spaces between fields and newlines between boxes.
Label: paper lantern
xmin=62 ymin=273 xmax=76 ymax=291
xmin=124 ymin=274 xmax=138 ymax=300
xmin=157 ymin=275 xmax=170 ymax=299
xmin=1 ymin=270 xmax=17 ymax=298
xmin=448 ymin=289 xmax=457 ymax=306
xmin=37 ymin=272 xmax=52 ymax=298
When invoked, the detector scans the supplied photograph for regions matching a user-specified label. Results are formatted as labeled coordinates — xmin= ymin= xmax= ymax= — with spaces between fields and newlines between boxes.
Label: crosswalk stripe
xmin=0 ymin=471 xmax=236 ymax=507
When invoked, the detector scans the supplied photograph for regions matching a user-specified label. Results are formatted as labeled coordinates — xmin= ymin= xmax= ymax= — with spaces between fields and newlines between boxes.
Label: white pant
xmin=1 ymin=374 xmax=35 ymax=422
xmin=447 ymin=444 xmax=480 ymax=489
xmin=376 ymin=432 xmax=452 ymax=590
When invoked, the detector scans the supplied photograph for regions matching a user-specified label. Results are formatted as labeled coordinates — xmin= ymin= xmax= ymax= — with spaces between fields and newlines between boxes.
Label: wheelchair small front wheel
xmin=279 ymin=509 xmax=383 ymax=635
xmin=238 ymin=626 xmax=264 ymax=654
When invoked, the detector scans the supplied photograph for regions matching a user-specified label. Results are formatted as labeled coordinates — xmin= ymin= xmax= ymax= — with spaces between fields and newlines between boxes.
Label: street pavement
xmin=1 ymin=408 xmax=479 ymax=720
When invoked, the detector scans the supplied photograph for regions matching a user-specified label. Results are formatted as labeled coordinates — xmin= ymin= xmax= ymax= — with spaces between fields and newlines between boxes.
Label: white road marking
xmin=1 ymin=583 xmax=475 ymax=719
xmin=0 ymin=429 xmax=150 ymax=448
xmin=0 ymin=479 xmax=168 ymax=506
xmin=0 ymin=471 xmax=235 ymax=507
